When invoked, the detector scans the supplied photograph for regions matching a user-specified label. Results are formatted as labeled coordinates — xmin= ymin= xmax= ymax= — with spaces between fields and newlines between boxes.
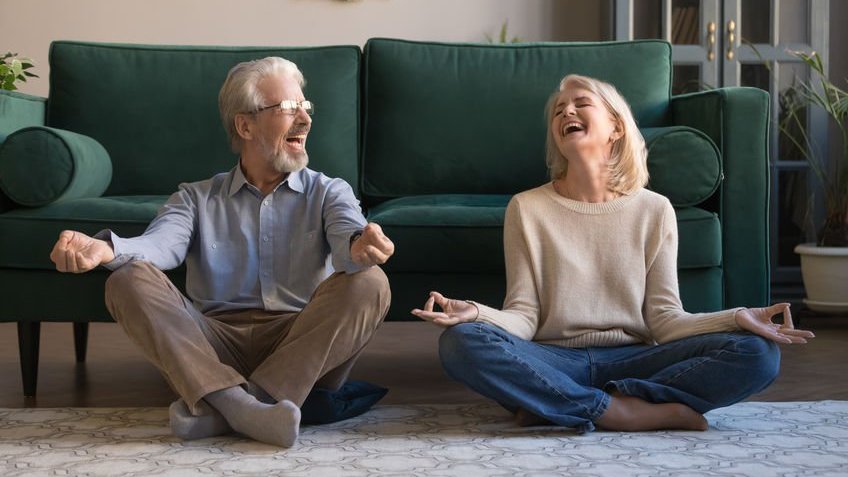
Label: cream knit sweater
xmin=475 ymin=183 xmax=741 ymax=347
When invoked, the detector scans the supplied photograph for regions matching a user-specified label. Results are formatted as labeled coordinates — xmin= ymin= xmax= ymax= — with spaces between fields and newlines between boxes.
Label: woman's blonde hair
xmin=544 ymin=74 xmax=648 ymax=195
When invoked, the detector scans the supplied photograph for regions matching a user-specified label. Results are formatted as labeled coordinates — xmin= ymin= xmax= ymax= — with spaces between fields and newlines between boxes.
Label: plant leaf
xmin=10 ymin=59 xmax=22 ymax=76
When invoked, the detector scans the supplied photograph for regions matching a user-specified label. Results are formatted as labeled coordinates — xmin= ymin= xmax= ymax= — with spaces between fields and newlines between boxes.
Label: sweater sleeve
xmin=474 ymin=198 xmax=541 ymax=340
xmin=643 ymin=200 xmax=741 ymax=344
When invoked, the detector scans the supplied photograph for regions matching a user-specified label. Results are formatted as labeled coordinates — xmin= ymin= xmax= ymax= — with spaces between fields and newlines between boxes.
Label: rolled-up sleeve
xmin=96 ymin=185 xmax=197 ymax=271
xmin=322 ymin=179 xmax=368 ymax=274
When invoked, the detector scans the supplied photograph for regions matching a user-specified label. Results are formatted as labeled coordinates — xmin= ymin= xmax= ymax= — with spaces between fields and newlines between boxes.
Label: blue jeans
xmin=439 ymin=322 xmax=780 ymax=433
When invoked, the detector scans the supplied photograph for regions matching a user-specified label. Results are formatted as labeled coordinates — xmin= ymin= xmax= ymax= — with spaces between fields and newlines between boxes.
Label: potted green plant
xmin=784 ymin=50 xmax=848 ymax=313
xmin=0 ymin=52 xmax=38 ymax=91
xmin=485 ymin=21 xmax=522 ymax=44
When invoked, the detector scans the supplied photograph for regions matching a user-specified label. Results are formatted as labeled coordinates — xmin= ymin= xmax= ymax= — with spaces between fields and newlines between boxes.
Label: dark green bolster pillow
xmin=0 ymin=126 xmax=112 ymax=207
xmin=642 ymin=126 xmax=721 ymax=207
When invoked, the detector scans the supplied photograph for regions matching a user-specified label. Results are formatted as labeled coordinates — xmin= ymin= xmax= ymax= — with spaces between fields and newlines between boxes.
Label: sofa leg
xmin=73 ymin=323 xmax=89 ymax=363
xmin=17 ymin=322 xmax=41 ymax=397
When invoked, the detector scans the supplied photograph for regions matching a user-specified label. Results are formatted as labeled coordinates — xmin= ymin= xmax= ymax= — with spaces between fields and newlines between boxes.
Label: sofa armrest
xmin=0 ymin=90 xmax=46 ymax=138
xmin=671 ymin=87 xmax=770 ymax=309
xmin=0 ymin=91 xmax=47 ymax=213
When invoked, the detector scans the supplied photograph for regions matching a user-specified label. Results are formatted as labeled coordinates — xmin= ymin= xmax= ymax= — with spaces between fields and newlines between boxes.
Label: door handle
xmin=726 ymin=20 xmax=736 ymax=60
xmin=707 ymin=21 xmax=716 ymax=61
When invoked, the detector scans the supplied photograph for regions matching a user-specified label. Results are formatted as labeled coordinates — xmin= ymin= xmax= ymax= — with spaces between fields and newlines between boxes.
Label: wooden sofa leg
xmin=73 ymin=323 xmax=89 ymax=363
xmin=17 ymin=322 xmax=41 ymax=397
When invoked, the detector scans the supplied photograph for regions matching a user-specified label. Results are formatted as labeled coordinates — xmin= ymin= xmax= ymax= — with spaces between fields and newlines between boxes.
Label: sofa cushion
xmin=675 ymin=207 xmax=721 ymax=268
xmin=47 ymin=41 xmax=361 ymax=196
xmin=0 ymin=126 xmax=112 ymax=207
xmin=679 ymin=267 xmax=723 ymax=312
xmin=368 ymin=195 xmax=511 ymax=274
xmin=361 ymin=38 xmax=672 ymax=201
xmin=643 ymin=127 xmax=721 ymax=207
xmin=368 ymin=195 xmax=721 ymax=273
xmin=0 ymin=195 xmax=165 ymax=269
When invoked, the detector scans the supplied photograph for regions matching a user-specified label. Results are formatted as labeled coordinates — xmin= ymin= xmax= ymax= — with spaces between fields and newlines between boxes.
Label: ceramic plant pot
xmin=794 ymin=243 xmax=848 ymax=313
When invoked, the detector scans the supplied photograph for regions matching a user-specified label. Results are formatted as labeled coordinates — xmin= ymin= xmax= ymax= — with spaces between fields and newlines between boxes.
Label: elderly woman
xmin=412 ymin=74 xmax=814 ymax=433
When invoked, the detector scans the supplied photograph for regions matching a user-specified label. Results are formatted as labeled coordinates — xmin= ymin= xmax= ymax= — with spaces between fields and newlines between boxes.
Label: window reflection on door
xmin=671 ymin=0 xmax=701 ymax=45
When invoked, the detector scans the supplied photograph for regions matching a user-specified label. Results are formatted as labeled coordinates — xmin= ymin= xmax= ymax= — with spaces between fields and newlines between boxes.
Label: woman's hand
xmin=411 ymin=291 xmax=479 ymax=327
xmin=734 ymin=303 xmax=815 ymax=344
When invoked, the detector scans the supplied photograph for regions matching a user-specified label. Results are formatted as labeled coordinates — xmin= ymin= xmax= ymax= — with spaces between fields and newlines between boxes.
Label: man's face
xmin=251 ymin=74 xmax=312 ymax=174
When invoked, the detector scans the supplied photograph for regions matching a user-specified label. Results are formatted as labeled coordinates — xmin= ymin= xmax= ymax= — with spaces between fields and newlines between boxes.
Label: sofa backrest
xmin=361 ymin=38 xmax=672 ymax=203
xmin=47 ymin=41 xmax=361 ymax=196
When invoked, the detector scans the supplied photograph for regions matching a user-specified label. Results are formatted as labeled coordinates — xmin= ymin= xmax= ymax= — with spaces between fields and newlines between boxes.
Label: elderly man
xmin=49 ymin=57 xmax=393 ymax=448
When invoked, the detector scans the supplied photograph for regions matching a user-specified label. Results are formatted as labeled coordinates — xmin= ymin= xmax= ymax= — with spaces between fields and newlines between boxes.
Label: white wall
xmin=0 ymin=0 xmax=606 ymax=97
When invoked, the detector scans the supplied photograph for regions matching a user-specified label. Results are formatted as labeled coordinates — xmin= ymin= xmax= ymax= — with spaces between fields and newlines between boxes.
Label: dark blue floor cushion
xmin=300 ymin=380 xmax=388 ymax=425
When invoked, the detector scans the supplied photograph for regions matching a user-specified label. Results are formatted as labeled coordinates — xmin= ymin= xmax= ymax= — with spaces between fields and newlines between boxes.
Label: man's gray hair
xmin=218 ymin=57 xmax=305 ymax=153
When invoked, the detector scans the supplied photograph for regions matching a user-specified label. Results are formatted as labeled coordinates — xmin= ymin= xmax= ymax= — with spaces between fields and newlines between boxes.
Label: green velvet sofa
xmin=0 ymin=39 xmax=770 ymax=396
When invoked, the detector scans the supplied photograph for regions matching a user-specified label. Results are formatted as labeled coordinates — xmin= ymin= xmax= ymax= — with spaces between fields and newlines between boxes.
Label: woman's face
xmin=551 ymin=84 xmax=620 ymax=162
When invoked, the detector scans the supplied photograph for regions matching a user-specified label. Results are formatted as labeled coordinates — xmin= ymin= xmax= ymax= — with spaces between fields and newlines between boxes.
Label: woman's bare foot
xmin=595 ymin=392 xmax=708 ymax=432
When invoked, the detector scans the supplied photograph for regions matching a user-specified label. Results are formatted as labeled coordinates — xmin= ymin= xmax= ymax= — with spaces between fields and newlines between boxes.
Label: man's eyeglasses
xmin=254 ymin=99 xmax=314 ymax=116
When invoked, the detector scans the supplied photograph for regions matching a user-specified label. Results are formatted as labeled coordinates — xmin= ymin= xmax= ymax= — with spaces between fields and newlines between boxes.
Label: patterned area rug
xmin=1 ymin=401 xmax=846 ymax=477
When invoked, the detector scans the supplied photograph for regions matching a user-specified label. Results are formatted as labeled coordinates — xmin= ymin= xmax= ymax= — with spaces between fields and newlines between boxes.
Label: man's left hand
xmin=351 ymin=222 xmax=395 ymax=267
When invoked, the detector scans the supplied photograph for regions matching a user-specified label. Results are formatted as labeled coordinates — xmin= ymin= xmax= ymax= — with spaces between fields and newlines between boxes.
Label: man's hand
xmin=350 ymin=222 xmax=395 ymax=267
xmin=49 ymin=230 xmax=115 ymax=273
xmin=411 ymin=291 xmax=479 ymax=327
xmin=734 ymin=303 xmax=815 ymax=344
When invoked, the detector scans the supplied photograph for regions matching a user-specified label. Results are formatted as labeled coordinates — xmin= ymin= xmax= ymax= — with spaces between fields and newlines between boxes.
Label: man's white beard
xmin=260 ymin=136 xmax=309 ymax=174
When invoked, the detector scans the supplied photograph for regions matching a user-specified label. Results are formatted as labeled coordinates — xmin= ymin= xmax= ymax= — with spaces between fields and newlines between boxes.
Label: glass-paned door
xmin=618 ymin=0 xmax=721 ymax=92
xmin=615 ymin=0 xmax=829 ymax=292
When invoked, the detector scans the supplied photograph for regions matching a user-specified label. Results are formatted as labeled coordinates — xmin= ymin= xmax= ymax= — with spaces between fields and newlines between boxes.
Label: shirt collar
xmin=228 ymin=163 xmax=249 ymax=197
xmin=285 ymin=167 xmax=305 ymax=194
xmin=228 ymin=162 xmax=306 ymax=196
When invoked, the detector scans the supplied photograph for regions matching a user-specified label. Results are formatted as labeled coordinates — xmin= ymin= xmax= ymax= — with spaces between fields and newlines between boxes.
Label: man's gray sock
xmin=169 ymin=399 xmax=232 ymax=440
xmin=205 ymin=386 xmax=300 ymax=448
xmin=246 ymin=381 xmax=276 ymax=404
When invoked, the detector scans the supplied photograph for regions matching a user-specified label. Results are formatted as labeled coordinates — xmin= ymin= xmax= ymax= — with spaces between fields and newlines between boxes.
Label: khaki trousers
xmin=104 ymin=261 xmax=390 ymax=414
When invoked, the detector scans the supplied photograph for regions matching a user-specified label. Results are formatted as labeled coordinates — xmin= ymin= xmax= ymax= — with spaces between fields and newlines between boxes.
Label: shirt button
xmin=211 ymin=243 xmax=217 ymax=249
xmin=263 ymin=236 xmax=269 ymax=242
xmin=263 ymin=200 xmax=270 ymax=206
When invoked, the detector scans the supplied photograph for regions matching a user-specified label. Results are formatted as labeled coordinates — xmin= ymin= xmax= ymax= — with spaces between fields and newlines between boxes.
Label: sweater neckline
xmin=542 ymin=182 xmax=640 ymax=214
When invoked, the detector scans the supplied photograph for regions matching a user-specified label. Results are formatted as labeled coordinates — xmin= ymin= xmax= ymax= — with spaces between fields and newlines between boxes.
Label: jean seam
xmin=660 ymin=335 xmax=749 ymax=386
xmin=588 ymin=349 xmax=613 ymax=419
xmin=477 ymin=324 xmax=604 ymax=420
xmin=660 ymin=351 xmax=726 ymax=387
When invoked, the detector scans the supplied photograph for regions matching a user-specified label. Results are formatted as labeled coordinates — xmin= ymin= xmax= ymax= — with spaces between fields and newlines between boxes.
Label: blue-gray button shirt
xmin=99 ymin=165 xmax=367 ymax=314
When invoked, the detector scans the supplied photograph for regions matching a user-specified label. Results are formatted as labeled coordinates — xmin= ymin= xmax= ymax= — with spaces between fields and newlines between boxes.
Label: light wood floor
xmin=0 ymin=317 xmax=846 ymax=408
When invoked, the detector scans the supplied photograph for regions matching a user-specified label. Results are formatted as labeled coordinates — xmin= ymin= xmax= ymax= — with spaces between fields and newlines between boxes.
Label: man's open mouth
xmin=285 ymin=134 xmax=307 ymax=147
